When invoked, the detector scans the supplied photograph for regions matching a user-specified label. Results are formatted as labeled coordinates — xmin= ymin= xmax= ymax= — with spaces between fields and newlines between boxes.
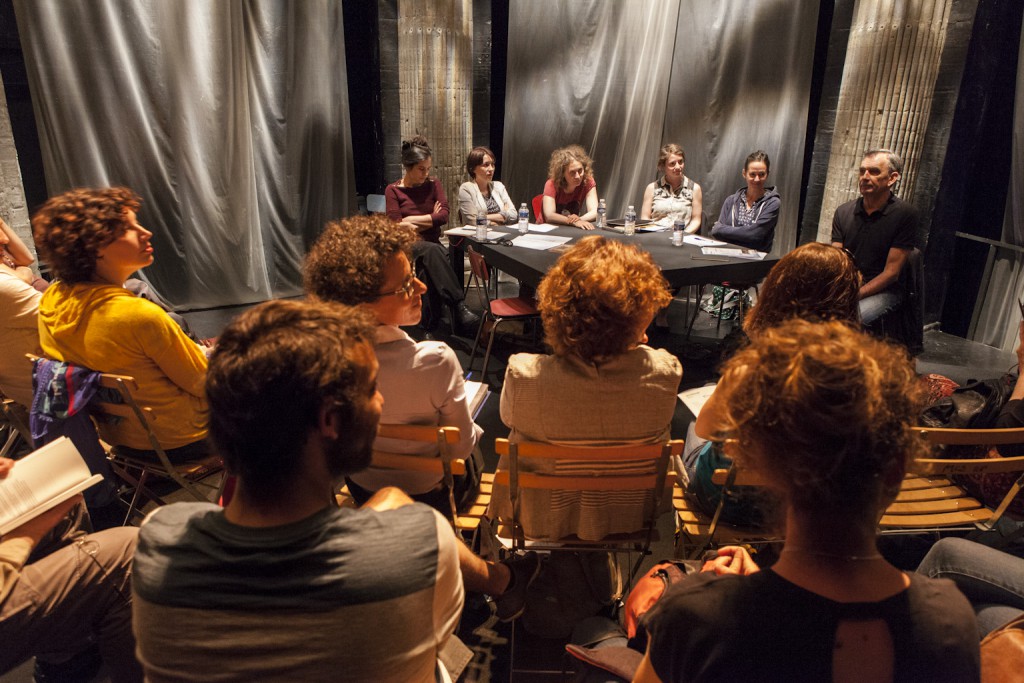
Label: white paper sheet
xmin=678 ymin=384 xmax=717 ymax=418
xmin=700 ymin=247 xmax=767 ymax=260
xmin=684 ymin=234 xmax=728 ymax=247
xmin=510 ymin=234 xmax=574 ymax=251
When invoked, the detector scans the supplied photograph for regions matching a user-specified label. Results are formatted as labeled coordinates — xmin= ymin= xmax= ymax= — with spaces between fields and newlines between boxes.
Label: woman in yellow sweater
xmin=32 ymin=187 xmax=208 ymax=460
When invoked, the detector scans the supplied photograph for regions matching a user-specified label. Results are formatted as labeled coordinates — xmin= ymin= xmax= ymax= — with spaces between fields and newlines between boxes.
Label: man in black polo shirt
xmin=831 ymin=148 xmax=918 ymax=325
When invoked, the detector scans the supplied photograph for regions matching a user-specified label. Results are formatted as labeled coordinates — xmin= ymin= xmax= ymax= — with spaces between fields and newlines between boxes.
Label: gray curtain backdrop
xmin=972 ymin=10 xmax=1024 ymax=352
xmin=14 ymin=0 xmax=356 ymax=309
xmin=502 ymin=0 xmax=819 ymax=255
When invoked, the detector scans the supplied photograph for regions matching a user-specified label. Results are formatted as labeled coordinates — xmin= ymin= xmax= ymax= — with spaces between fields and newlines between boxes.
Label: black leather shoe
xmin=453 ymin=303 xmax=481 ymax=335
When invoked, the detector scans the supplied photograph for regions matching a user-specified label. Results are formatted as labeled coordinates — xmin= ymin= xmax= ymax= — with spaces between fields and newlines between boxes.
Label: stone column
xmin=0 ymin=70 xmax=35 ymax=263
xmin=816 ymin=0 xmax=952 ymax=241
xmin=397 ymin=0 xmax=473 ymax=224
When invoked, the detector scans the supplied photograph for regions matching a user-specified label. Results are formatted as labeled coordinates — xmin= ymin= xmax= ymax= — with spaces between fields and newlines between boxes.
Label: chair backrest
xmin=494 ymin=438 xmax=682 ymax=548
xmin=466 ymin=247 xmax=490 ymax=283
xmin=366 ymin=193 xmax=386 ymax=214
xmin=371 ymin=424 xmax=463 ymax=526
xmin=532 ymin=194 xmax=544 ymax=224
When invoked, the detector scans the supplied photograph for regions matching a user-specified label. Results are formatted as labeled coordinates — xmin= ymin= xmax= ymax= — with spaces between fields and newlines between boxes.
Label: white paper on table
xmin=510 ymin=234 xmax=574 ymax=251
xmin=464 ymin=380 xmax=491 ymax=419
xmin=678 ymin=383 xmax=717 ymax=418
xmin=700 ymin=246 xmax=767 ymax=260
xmin=684 ymin=234 xmax=728 ymax=247
xmin=444 ymin=226 xmax=510 ymax=241
xmin=525 ymin=223 xmax=558 ymax=233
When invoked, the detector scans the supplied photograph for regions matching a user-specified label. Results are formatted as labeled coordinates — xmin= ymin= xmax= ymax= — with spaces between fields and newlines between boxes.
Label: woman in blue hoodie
xmin=710 ymin=150 xmax=781 ymax=252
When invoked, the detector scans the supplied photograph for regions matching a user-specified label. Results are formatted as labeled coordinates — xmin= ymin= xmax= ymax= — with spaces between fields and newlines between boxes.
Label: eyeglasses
xmin=376 ymin=274 xmax=418 ymax=300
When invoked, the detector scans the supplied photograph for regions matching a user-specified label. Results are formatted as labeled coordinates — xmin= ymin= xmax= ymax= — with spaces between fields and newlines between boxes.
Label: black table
xmin=458 ymin=225 xmax=779 ymax=289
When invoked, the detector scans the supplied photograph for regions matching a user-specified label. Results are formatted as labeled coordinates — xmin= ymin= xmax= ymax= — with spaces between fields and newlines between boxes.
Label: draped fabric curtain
xmin=502 ymin=0 xmax=819 ymax=255
xmin=972 ymin=11 xmax=1024 ymax=352
xmin=14 ymin=0 xmax=355 ymax=309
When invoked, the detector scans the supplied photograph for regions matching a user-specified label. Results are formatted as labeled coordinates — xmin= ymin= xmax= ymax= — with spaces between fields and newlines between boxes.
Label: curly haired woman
xmin=540 ymin=145 xmax=599 ymax=229
xmin=32 ymin=188 xmax=208 ymax=460
xmin=489 ymin=236 xmax=682 ymax=540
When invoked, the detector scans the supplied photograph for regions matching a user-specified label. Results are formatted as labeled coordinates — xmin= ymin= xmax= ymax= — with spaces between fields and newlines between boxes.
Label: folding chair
xmin=493 ymin=438 xmax=682 ymax=584
xmin=91 ymin=372 xmax=223 ymax=521
xmin=465 ymin=248 xmax=540 ymax=385
xmin=336 ymin=424 xmax=492 ymax=537
xmin=0 ymin=393 xmax=34 ymax=459
xmin=879 ymin=426 xmax=1024 ymax=537
xmin=673 ymin=466 xmax=783 ymax=560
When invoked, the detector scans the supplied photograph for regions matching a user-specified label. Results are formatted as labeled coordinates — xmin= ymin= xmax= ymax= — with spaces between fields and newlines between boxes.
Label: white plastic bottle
xmin=518 ymin=203 xmax=529 ymax=234
xmin=475 ymin=214 xmax=488 ymax=241
xmin=624 ymin=205 xmax=637 ymax=235
xmin=672 ymin=218 xmax=686 ymax=246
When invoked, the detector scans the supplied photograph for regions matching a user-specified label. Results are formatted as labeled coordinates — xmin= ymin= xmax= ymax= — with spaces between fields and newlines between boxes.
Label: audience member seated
xmin=0 ymin=458 xmax=140 ymax=682
xmin=0 ymin=216 xmax=43 ymax=408
xmin=458 ymin=146 xmax=517 ymax=226
xmin=132 ymin=300 xmax=539 ymax=682
xmin=31 ymin=188 xmax=208 ymax=462
xmin=918 ymin=537 xmax=1024 ymax=640
xmin=682 ymin=243 xmax=861 ymax=526
xmin=385 ymin=135 xmax=479 ymax=335
xmin=641 ymin=143 xmax=702 ymax=233
xmin=541 ymin=145 xmax=599 ymax=229
xmin=489 ymin=236 xmax=681 ymax=541
xmin=635 ymin=320 xmax=979 ymax=682
xmin=303 ymin=215 xmax=483 ymax=514
xmin=831 ymin=148 xmax=918 ymax=327
xmin=709 ymin=150 xmax=781 ymax=252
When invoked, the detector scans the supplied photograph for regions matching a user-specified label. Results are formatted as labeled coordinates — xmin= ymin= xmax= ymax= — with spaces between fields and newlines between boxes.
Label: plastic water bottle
xmin=475 ymin=214 xmax=487 ymax=241
xmin=624 ymin=205 xmax=637 ymax=235
xmin=672 ymin=218 xmax=685 ymax=246
xmin=518 ymin=203 xmax=529 ymax=234
xmin=596 ymin=198 xmax=607 ymax=229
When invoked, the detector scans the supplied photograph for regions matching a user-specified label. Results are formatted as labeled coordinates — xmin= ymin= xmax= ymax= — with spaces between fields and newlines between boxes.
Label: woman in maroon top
xmin=541 ymin=145 xmax=598 ymax=230
xmin=384 ymin=136 xmax=478 ymax=334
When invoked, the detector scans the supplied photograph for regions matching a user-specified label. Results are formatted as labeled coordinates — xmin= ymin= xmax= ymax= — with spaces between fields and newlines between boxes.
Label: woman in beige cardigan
xmin=489 ymin=236 xmax=682 ymax=541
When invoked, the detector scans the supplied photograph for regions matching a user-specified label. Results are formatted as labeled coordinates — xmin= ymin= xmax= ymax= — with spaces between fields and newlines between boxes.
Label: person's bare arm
xmin=0 ymin=217 xmax=35 ymax=267
xmin=1012 ymin=322 xmax=1024 ymax=402
xmin=360 ymin=486 xmax=416 ymax=511
xmin=858 ymin=247 xmax=909 ymax=299
xmin=640 ymin=183 xmax=655 ymax=220
xmin=685 ymin=184 xmax=703 ymax=234
xmin=578 ymin=186 xmax=599 ymax=223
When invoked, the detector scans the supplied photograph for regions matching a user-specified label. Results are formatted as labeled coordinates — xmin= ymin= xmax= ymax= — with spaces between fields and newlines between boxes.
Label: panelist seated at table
xmin=304 ymin=214 xmax=484 ymax=514
xmin=641 ymin=143 xmax=703 ymax=234
xmin=541 ymin=145 xmax=599 ymax=230
xmin=710 ymin=150 xmax=781 ymax=252
xmin=458 ymin=146 xmax=517 ymax=226
xmin=489 ymin=236 xmax=682 ymax=541
xmin=385 ymin=135 xmax=478 ymax=335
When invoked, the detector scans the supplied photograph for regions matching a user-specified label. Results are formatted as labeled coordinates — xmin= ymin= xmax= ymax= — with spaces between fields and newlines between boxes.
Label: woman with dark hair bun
xmin=637 ymin=320 xmax=979 ymax=682
xmin=384 ymin=136 xmax=479 ymax=334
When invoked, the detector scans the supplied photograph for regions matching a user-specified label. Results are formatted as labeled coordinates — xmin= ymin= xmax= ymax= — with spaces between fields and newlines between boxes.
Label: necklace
xmin=781 ymin=547 xmax=883 ymax=562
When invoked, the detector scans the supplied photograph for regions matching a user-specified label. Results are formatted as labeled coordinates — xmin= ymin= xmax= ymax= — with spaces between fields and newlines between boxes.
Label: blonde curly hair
xmin=537 ymin=236 xmax=672 ymax=363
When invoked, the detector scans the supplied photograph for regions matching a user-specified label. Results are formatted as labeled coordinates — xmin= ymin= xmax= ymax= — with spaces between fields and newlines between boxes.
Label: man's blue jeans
xmin=859 ymin=290 xmax=901 ymax=326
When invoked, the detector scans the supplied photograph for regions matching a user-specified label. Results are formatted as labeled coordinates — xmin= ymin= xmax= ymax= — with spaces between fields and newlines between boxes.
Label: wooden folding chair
xmin=0 ymin=393 xmax=34 ymax=459
xmin=673 ymin=466 xmax=783 ymax=560
xmin=89 ymin=372 xmax=223 ymax=521
xmin=493 ymin=438 xmax=683 ymax=583
xmin=336 ymin=424 xmax=492 ymax=537
xmin=879 ymin=426 xmax=1024 ymax=535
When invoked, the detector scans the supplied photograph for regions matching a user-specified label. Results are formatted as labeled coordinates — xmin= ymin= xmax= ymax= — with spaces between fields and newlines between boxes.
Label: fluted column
xmin=0 ymin=71 xmax=34 ymax=259
xmin=816 ymin=0 xmax=952 ymax=242
xmin=397 ymin=0 xmax=473 ymax=224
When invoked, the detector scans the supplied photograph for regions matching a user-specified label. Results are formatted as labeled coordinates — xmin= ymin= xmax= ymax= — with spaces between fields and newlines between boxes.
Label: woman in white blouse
xmin=457 ymin=147 xmax=517 ymax=225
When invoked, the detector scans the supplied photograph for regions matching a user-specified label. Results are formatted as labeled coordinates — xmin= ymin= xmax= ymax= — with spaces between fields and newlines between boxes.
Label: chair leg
xmin=685 ymin=284 xmax=707 ymax=340
xmin=479 ymin=316 xmax=507 ymax=386
xmin=465 ymin=312 xmax=490 ymax=379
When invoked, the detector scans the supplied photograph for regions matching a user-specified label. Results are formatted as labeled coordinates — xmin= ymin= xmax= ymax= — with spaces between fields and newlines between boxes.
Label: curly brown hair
xmin=712 ymin=318 xmax=927 ymax=519
xmin=744 ymin=242 xmax=861 ymax=336
xmin=304 ymin=214 xmax=417 ymax=305
xmin=207 ymin=299 xmax=377 ymax=505
xmin=32 ymin=187 xmax=141 ymax=284
xmin=547 ymin=145 xmax=594 ymax=192
xmin=537 ymin=236 xmax=672 ymax=363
